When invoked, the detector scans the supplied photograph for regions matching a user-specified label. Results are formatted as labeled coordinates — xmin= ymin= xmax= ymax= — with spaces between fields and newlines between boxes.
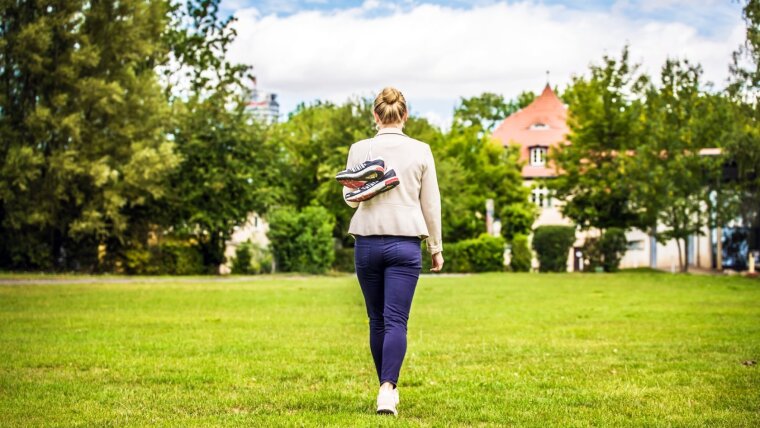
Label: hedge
xmin=583 ymin=227 xmax=628 ymax=272
xmin=509 ymin=234 xmax=532 ymax=272
xmin=266 ymin=206 xmax=335 ymax=274
xmin=532 ymin=225 xmax=576 ymax=273
xmin=424 ymin=233 xmax=505 ymax=273
xmin=124 ymin=241 xmax=205 ymax=275
xmin=231 ymin=240 xmax=273 ymax=274
xmin=333 ymin=247 xmax=355 ymax=272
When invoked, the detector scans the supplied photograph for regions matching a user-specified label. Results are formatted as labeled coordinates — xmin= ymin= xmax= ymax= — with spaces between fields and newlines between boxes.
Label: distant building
xmin=244 ymin=80 xmax=279 ymax=125
xmin=492 ymin=84 xmax=723 ymax=272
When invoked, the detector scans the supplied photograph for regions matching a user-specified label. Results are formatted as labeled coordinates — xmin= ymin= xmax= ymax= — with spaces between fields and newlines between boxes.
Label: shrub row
xmin=423 ymin=233 xmax=506 ymax=273
xmin=124 ymin=241 xmax=205 ymax=275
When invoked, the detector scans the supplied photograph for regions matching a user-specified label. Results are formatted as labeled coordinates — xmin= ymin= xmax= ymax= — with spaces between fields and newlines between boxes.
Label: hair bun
xmin=373 ymin=86 xmax=407 ymax=125
xmin=382 ymin=88 xmax=400 ymax=104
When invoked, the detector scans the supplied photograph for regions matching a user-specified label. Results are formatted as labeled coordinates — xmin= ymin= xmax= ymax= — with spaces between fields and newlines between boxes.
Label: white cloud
xmin=228 ymin=1 xmax=744 ymax=126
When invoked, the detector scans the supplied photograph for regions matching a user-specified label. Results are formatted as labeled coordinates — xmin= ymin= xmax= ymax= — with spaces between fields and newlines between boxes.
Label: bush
xmin=124 ymin=240 xmax=205 ymax=275
xmin=532 ymin=225 xmax=576 ymax=273
xmin=231 ymin=240 xmax=273 ymax=274
xmin=424 ymin=234 xmax=505 ymax=273
xmin=267 ymin=206 xmax=335 ymax=274
xmin=333 ymin=247 xmax=355 ymax=272
xmin=509 ymin=234 xmax=532 ymax=272
xmin=584 ymin=228 xmax=628 ymax=273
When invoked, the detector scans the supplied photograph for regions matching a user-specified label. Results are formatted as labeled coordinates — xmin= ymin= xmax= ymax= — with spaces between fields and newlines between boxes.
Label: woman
xmin=341 ymin=87 xmax=444 ymax=416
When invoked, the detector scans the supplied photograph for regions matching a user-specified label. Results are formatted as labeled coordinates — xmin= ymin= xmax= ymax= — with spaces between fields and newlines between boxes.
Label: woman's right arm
xmin=342 ymin=144 xmax=359 ymax=209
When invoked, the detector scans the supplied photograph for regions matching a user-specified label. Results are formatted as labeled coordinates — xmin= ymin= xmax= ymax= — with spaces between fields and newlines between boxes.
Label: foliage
xmin=267 ymin=100 xmax=375 ymax=246
xmin=635 ymin=60 xmax=733 ymax=272
xmin=425 ymin=234 xmax=505 ymax=273
xmin=0 ymin=0 xmax=179 ymax=270
xmin=453 ymin=91 xmax=535 ymax=132
xmin=231 ymin=240 xmax=272 ymax=275
xmin=549 ymin=46 xmax=648 ymax=232
xmin=727 ymin=0 xmax=760 ymax=248
xmin=124 ymin=240 xmax=204 ymax=275
xmin=583 ymin=228 xmax=628 ymax=272
xmin=509 ymin=234 xmax=532 ymax=272
xmin=438 ymin=127 xmax=535 ymax=243
xmin=532 ymin=225 xmax=576 ymax=272
xmin=333 ymin=248 xmax=355 ymax=273
xmin=267 ymin=207 xmax=336 ymax=274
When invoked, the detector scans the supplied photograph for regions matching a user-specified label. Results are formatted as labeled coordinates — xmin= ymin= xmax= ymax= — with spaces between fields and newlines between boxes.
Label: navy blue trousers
xmin=354 ymin=235 xmax=422 ymax=387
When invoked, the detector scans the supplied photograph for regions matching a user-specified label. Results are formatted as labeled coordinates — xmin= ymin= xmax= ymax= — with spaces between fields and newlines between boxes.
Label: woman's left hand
xmin=430 ymin=252 xmax=444 ymax=272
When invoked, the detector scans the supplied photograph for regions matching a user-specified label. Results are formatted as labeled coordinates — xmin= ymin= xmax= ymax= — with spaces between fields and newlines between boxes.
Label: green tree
xmin=727 ymin=0 xmax=760 ymax=252
xmin=0 ymin=0 xmax=179 ymax=270
xmin=267 ymin=206 xmax=335 ymax=274
xmin=267 ymin=99 xmax=376 ymax=245
xmin=636 ymin=59 xmax=730 ymax=272
xmin=549 ymin=46 xmax=649 ymax=233
xmin=443 ymin=92 xmax=537 ymax=242
xmin=453 ymin=91 xmax=535 ymax=132
xmin=155 ymin=0 xmax=281 ymax=271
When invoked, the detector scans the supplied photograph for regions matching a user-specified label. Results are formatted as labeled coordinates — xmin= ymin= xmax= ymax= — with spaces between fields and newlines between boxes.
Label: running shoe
xmin=376 ymin=387 xmax=398 ymax=416
xmin=345 ymin=169 xmax=399 ymax=203
xmin=336 ymin=157 xmax=385 ymax=188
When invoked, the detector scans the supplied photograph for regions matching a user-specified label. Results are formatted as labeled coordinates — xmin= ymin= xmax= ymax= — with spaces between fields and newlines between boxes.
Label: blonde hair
xmin=373 ymin=87 xmax=408 ymax=125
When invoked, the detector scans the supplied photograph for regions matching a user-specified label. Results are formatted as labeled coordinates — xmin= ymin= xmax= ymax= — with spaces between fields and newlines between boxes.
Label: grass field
xmin=0 ymin=272 xmax=758 ymax=427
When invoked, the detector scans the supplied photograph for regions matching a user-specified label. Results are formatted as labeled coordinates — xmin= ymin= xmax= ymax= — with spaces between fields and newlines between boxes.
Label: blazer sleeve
xmin=342 ymin=144 xmax=359 ymax=209
xmin=420 ymin=144 xmax=443 ymax=254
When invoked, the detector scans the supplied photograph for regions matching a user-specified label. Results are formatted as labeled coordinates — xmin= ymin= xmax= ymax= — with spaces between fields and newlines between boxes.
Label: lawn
xmin=0 ymin=272 xmax=758 ymax=427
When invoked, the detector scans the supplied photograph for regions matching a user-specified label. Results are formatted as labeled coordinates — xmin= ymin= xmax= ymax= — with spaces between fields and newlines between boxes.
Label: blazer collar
xmin=376 ymin=127 xmax=406 ymax=137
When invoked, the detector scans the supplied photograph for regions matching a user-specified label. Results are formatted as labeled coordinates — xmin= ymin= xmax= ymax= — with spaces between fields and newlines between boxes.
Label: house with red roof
xmin=491 ymin=84 xmax=714 ymax=272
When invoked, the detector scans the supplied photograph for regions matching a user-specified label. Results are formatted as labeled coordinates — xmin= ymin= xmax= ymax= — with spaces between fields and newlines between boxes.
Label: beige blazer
xmin=343 ymin=127 xmax=443 ymax=254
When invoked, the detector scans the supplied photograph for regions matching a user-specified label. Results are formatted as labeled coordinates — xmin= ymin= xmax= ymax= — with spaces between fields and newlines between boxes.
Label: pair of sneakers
xmin=376 ymin=385 xmax=400 ymax=416
xmin=336 ymin=157 xmax=400 ymax=203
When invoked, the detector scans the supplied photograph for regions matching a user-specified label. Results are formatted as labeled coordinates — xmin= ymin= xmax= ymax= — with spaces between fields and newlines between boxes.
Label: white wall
xmin=219 ymin=212 xmax=270 ymax=274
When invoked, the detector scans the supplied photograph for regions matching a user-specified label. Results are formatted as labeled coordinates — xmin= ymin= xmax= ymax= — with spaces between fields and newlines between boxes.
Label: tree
xmin=453 ymin=91 xmax=535 ymax=133
xmin=726 ymin=0 xmax=760 ymax=254
xmin=636 ymin=59 xmax=730 ymax=272
xmin=443 ymin=93 xmax=537 ymax=242
xmin=0 ymin=0 xmax=179 ymax=270
xmin=153 ymin=0 xmax=281 ymax=271
xmin=266 ymin=99 xmax=376 ymax=246
xmin=549 ymin=46 xmax=649 ymax=233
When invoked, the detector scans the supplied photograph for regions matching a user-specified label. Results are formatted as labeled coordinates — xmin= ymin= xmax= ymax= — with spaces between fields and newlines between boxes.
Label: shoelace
xmin=347 ymin=161 xmax=371 ymax=173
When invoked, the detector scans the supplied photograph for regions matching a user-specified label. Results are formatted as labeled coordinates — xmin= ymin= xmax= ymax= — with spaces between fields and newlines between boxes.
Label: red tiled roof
xmin=492 ymin=84 xmax=568 ymax=178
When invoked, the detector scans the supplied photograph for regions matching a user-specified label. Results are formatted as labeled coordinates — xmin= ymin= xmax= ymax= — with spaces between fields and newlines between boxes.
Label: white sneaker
xmin=376 ymin=387 xmax=398 ymax=416
xmin=393 ymin=388 xmax=399 ymax=405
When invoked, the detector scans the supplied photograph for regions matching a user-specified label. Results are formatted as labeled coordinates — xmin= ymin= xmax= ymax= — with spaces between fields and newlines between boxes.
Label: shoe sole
xmin=376 ymin=408 xmax=397 ymax=416
xmin=347 ymin=177 xmax=399 ymax=202
xmin=337 ymin=166 xmax=385 ymax=188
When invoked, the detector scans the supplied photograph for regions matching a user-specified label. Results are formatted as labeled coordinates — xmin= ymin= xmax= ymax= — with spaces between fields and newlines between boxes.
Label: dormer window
xmin=530 ymin=147 xmax=547 ymax=166
xmin=530 ymin=122 xmax=549 ymax=130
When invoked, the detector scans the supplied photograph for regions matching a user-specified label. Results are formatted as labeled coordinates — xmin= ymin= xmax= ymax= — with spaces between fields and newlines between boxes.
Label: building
xmin=244 ymin=80 xmax=279 ymax=125
xmin=492 ymin=84 xmax=716 ymax=272
xmin=219 ymin=212 xmax=270 ymax=275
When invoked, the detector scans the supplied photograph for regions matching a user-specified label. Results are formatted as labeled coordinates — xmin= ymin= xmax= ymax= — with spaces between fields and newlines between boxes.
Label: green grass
xmin=1 ymin=272 xmax=758 ymax=427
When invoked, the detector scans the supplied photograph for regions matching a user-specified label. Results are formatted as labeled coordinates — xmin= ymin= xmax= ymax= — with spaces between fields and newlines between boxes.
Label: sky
xmin=222 ymin=0 xmax=746 ymax=129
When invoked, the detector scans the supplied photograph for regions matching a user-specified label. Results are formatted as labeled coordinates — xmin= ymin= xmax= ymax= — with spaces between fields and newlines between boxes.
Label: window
xmin=531 ymin=186 xmax=552 ymax=208
xmin=530 ymin=147 xmax=547 ymax=166
xmin=530 ymin=122 xmax=549 ymax=130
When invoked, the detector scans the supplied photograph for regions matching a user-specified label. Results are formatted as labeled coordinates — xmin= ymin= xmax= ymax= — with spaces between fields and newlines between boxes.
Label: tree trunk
xmin=682 ymin=237 xmax=689 ymax=273
xmin=675 ymin=237 xmax=684 ymax=273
